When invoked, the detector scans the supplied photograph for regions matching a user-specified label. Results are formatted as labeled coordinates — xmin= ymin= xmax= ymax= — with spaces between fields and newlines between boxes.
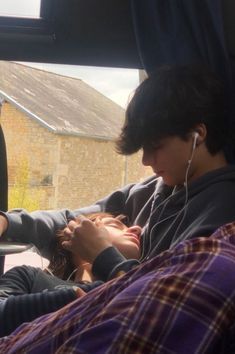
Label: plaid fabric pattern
xmin=2 ymin=222 xmax=235 ymax=353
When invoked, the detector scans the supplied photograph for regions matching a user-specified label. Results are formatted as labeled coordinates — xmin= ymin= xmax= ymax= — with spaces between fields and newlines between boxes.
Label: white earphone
xmin=141 ymin=131 xmax=200 ymax=261
xmin=192 ymin=132 xmax=199 ymax=150
xmin=188 ymin=132 xmax=199 ymax=165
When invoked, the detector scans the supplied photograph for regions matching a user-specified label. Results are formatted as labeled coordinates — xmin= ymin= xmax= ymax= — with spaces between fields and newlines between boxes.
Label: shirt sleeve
xmin=0 ymin=288 xmax=77 ymax=337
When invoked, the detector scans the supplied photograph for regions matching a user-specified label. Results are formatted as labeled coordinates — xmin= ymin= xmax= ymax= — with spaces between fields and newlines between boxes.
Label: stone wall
xmin=0 ymin=101 xmax=152 ymax=210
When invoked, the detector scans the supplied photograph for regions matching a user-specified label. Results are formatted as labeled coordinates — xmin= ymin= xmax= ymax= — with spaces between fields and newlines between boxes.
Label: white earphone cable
xmin=141 ymin=133 xmax=198 ymax=261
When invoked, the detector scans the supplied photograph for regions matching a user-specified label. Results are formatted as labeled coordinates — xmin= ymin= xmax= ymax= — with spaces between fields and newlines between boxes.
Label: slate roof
xmin=0 ymin=61 xmax=125 ymax=140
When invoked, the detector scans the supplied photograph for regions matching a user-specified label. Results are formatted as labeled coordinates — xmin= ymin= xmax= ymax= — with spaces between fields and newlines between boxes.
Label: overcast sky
xmin=0 ymin=1 xmax=139 ymax=108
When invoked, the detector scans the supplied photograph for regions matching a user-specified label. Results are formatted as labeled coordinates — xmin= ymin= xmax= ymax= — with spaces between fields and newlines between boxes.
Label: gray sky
xmin=0 ymin=1 xmax=139 ymax=107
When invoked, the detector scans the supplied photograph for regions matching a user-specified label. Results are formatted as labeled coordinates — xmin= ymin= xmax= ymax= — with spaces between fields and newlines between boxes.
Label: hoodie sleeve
xmin=0 ymin=175 xmax=156 ymax=259
xmin=0 ymin=186 xmax=130 ymax=259
xmin=92 ymin=246 xmax=140 ymax=281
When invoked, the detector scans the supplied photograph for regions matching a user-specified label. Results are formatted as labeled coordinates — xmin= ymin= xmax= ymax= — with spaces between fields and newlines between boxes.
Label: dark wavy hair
xmin=116 ymin=65 xmax=229 ymax=156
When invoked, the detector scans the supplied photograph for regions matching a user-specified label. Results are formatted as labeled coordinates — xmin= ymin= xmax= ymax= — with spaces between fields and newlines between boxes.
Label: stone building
xmin=0 ymin=61 xmax=151 ymax=210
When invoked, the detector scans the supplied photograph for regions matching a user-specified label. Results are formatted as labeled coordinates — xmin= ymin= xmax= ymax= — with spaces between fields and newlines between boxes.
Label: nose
xmin=127 ymin=225 xmax=142 ymax=237
xmin=142 ymin=148 xmax=154 ymax=167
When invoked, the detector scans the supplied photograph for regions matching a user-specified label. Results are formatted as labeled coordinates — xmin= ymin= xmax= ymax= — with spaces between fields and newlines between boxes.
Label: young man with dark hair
xmin=61 ymin=65 xmax=235 ymax=280
xmin=1 ymin=65 xmax=235 ymax=282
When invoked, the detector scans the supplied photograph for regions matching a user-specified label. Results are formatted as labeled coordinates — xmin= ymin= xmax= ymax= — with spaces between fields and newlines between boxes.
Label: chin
xmin=123 ymin=248 xmax=140 ymax=260
xmin=162 ymin=179 xmax=174 ymax=186
xmin=163 ymin=176 xmax=181 ymax=186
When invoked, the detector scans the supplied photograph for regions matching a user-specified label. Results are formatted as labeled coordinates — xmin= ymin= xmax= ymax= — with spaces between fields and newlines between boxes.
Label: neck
xmin=189 ymin=150 xmax=228 ymax=183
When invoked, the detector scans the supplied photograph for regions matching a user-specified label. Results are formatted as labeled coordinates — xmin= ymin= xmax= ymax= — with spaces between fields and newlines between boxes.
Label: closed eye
xmin=102 ymin=218 xmax=126 ymax=230
xmin=107 ymin=223 xmax=124 ymax=229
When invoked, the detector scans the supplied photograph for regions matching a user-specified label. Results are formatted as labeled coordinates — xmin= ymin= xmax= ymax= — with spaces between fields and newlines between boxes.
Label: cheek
xmin=113 ymin=240 xmax=140 ymax=260
xmin=166 ymin=147 xmax=189 ymax=170
xmin=105 ymin=227 xmax=140 ymax=259
xmin=154 ymin=149 xmax=175 ymax=167
xmin=105 ymin=227 xmax=123 ymax=242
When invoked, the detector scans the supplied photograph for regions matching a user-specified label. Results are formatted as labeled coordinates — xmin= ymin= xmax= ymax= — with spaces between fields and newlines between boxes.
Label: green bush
xmin=8 ymin=159 xmax=43 ymax=211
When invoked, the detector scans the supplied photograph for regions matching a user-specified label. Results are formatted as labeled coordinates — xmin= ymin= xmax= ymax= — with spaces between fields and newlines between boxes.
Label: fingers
xmin=62 ymin=226 xmax=73 ymax=238
xmin=67 ymin=217 xmax=99 ymax=241
xmin=61 ymin=216 xmax=94 ymax=251
xmin=65 ymin=215 xmax=104 ymax=236
xmin=68 ymin=216 xmax=92 ymax=232
xmin=61 ymin=215 xmax=109 ymax=262
xmin=61 ymin=240 xmax=72 ymax=250
xmin=94 ymin=217 xmax=103 ymax=227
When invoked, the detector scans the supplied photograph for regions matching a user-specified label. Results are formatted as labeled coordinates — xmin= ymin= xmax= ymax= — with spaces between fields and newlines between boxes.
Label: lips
xmin=124 ymin=233 xmax=140 ymax=247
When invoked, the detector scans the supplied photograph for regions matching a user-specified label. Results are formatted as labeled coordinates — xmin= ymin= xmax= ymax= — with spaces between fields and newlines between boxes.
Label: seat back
xmin=0 ymin=123 xmax=8 ymax=274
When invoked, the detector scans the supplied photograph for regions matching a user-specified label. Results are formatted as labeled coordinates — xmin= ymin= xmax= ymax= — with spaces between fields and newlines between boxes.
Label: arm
xmin=0 ymin=209 xmax=77 ymax=259
xmin=0 ymin=183 xmax=137 ymax=259
xmin=0 ymin=264 xmax=87 ymax=336
xmin=0 ymin=181 xmax=138 ymax=258
xmin=0 ymin=175 xmax=156 ymax=259
xmin=0 ymin=288 xmax=79 ymax=337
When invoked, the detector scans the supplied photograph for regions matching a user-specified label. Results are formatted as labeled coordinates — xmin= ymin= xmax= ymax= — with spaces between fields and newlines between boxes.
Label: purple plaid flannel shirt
xmin=1 ymin=222 xmax=235 ymax=353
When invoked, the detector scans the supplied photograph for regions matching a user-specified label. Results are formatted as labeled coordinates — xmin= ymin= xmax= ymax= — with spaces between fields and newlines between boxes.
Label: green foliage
xmin=8 ymin=158 xmax=43 ymax=211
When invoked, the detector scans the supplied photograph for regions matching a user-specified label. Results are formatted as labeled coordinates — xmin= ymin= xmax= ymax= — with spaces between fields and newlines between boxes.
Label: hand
xmin=0 ymin=215 xmax=8 ymax=238
xmin=73 ymin=286 xmax=87 ymax=298
xmin=62 ymin=216 xmax=112 ymax=263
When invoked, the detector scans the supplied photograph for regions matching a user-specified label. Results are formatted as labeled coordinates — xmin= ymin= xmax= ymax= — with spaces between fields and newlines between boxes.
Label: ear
xmin=193 ymin=123 xmax=207 ymax=145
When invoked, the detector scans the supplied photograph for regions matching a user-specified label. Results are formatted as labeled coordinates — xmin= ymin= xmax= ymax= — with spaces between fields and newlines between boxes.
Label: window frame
xmin=0 ymin=0 xmax=55 ymax=41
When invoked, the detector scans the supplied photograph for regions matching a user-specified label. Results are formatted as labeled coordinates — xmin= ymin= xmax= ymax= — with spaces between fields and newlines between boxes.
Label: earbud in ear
xmin=188 ymin=132 xmax=199 ymax=165
xmin=192 ymin=132 xmax=199 ymax=150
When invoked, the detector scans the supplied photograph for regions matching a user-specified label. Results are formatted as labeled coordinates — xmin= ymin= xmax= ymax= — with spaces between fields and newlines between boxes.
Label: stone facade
xmin=0 ymin=102 xmax=152 ymax=210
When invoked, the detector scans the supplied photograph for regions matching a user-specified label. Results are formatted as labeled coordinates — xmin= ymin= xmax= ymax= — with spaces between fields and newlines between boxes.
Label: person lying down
xmin=1 ymin=221 xmax=235 ymax=353
xmin=0 ymin=213 xmax=141 ymax=336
